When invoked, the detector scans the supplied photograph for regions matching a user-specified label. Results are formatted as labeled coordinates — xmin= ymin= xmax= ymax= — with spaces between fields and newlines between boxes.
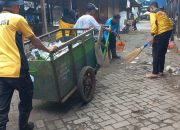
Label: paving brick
xmin=112 ymin=121 xmax=130 ymax=129
xmin=147 ymin=124 xmax=159 ymax=129
xmin=99 ymin=119 xmax=116 ymax=127
xmin=110 ymin=114 xmax=124 ymax=121
xmin=158 ymin=126 xmax=175 ymax=130
xmin=98 ymin=113 xmax=111 ymax=120
xmin=173 ymin=121 xmax=180 ymax=129
xmin=57 ymin=128 xmax=67 ymax=130
xmin=54 ymin=120 xmax=64 ymax=129
xmin=144 ymin=112 xmax=159 ymax=118
xmin=73 ymin=117 xmax=91 ymax=124
xmin=103 ymin=125 xmax=115 ymax=130
xmin=119 ymin=110 xmax=131 ymax=116
xmin=46 ymin=122 xmax=56 ymax=130
xmin=36 ymin=120 xmax=45 ymax=128
xmin=62 ymin=116 xmax=78 ymax=122
xmin=140 ymin=127 xmax=151 ymax=130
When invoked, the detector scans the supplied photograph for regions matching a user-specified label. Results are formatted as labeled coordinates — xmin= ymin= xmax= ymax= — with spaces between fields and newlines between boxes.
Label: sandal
xmin=146 ymin=73 xmax=158 ymax=78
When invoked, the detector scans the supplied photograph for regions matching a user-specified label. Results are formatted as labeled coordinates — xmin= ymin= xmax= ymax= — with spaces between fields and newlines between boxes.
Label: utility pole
xmin=40 ymin=0 xmax=48 ymax=34
xmin=178 ymin=0 xmax=180 ymax=38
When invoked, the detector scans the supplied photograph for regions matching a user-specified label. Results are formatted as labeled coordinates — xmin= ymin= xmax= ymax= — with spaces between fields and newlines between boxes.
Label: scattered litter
xmin=139 ymin=61 xmax=151 ymax=65
xmin=131 ymin=61 xmax=137 ymax=64
xmin=166 ymin=66 xmax=180 ymax=75
xmin=131 ymin=109 xmax=145 ymax=115
xmin=166 ymin=65 xmax=176 ymax=73
xmin=135 ymin=57 xmax=139 ymax=60
xmin=147 ymin=62 xmax=152 ymax=65
xmin=30 ymin=75 xmax=34 ymax=82
xmin=173 ymin=85 xmax=179 ymax=89
xmin=172 ymin=68 xmax=180 ymax=76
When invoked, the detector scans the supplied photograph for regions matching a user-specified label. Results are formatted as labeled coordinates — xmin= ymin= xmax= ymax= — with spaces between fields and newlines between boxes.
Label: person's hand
xmin=147 ymin=36 xmax=154 ymax=46
xmin=117 ymin=35 xmax=121 ymax=40
xmin=104 ymin=27 xmax=111 ymax=32
xmin=47 ymin=46 xmax=58 ymax=53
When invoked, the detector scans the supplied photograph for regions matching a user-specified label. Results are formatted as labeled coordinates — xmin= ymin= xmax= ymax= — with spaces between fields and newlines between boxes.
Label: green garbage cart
xmin=27 ymin=28 xmax=97 ymax=103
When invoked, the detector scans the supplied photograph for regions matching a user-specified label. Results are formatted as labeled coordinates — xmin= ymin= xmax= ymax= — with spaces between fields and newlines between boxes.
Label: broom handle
xmin=103 ymin=26 xmax=111 ymax=60
xmin=143 ymin=42 xmax=149 ymax=48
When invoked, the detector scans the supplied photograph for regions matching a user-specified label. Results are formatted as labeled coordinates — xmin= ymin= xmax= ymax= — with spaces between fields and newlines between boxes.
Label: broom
xmin=95 ymin=24 xmax=104 ymax=66
xmin=124 ymin=42 xmax=149 ymax=63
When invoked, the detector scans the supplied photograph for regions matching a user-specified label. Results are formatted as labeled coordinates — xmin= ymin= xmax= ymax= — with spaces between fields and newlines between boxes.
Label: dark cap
xmin=0 ymin=0 xmax=24 ymax=6
xmin=86 ymin=3 xmax=98 ymax=12
xmin=149 ymin=1 xmax=159 ymax=8
xmin=113 ymin=14 xmax=121 ymax=19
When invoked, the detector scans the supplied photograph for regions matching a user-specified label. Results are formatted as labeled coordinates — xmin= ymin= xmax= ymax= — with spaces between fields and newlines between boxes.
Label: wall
xmin=73 ymin=0 xmax=120 ymax=23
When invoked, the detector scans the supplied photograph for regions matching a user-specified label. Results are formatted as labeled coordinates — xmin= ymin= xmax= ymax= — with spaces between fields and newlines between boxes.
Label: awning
xmin=131 ymin=0 xmax=142 ymax=7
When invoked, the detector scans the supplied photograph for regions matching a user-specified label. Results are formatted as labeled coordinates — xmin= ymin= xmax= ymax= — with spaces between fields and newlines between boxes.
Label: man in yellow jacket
xmin=146 ymin=2 xmax=173 ymax=78
xmin=56 ymin=8 xmax=76 ymax=41
xmin=0 ymin=0 xmax=57 ymax=130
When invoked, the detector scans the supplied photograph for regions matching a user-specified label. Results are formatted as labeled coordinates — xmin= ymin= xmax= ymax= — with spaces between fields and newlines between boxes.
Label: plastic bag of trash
xmin=28 ymin=40 xmax=62 ymax=61
xmin=172 ymin=68 xmax=180 ymax=76
xmin=166 ymin=65 xmax=180 ymax=75
xmin=166 ymin=65 xmax=176 ymax=73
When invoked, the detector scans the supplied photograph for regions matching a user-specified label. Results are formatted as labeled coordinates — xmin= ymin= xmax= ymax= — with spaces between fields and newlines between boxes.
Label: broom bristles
xmin=124 ymin=47 xmax=143 ymax=63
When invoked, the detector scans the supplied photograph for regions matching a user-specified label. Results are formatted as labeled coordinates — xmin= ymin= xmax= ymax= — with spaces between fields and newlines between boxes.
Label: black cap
xmin=86 ymin=3 xmax=98 ymax=12
xmin=149 ymin=1 xmax=159 ymax=8
xmin=113 ymin=14 xmax=121 ymax=19
xmin=0 ymin=0 xmax=24 ymax=6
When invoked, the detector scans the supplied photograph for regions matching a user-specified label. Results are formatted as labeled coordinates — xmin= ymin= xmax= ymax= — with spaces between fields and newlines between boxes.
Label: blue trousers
xmin=0 ymin=74 xmax=33 ymax=130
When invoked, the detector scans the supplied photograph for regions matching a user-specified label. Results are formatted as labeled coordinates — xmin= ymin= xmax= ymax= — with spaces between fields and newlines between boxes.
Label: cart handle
xmin=51 ymin=28 xmax=95 ymax=53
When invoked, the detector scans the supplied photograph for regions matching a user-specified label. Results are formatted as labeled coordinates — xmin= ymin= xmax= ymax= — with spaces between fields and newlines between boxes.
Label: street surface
xmin=8 ymin=21 xmax=180 ymax=130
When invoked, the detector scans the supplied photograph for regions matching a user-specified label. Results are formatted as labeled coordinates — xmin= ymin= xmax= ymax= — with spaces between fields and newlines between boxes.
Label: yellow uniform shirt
xmin=0 ymin=11 xmax=34 ymax=78
xmin=150 ymin=11 xmax=173 ymax=36
xmin=56 ymin=20 xmax=75 ymax=40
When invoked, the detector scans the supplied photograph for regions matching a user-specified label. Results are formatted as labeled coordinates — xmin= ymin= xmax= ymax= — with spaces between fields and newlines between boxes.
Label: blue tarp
xmin=150 ymin=0 xmax=166 ymax=8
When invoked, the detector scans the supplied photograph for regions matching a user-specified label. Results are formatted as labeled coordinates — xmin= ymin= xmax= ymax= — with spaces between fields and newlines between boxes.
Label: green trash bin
xmin=27 ymin=28 xmax=97 ymax=103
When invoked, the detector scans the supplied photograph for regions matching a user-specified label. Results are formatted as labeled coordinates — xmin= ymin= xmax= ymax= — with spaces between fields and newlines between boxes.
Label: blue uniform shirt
xmin=103 ymin=18 xmax=120 ymax=42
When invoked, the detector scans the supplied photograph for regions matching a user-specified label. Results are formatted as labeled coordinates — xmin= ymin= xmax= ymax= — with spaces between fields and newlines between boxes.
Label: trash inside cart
xmin=26 ymin=28 xmax=98 ymax=103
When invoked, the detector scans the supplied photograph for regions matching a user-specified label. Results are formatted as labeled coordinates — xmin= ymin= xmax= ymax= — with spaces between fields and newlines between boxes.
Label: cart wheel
xmin=78 ymin=66 xmax=96 ymax=103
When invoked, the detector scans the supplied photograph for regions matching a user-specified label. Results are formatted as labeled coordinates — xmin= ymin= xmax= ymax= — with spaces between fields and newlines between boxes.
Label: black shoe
xmin=20 ymin=122 xmax=34 ymax=130
xmin=112 ymin=55 xmax=121 ymax=59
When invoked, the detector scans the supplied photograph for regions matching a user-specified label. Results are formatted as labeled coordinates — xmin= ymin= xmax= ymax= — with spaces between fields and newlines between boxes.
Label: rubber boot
xmin=111 ymin=48 xmax=121 ymax=59
xmin=19 ymin=113 xmax=34 ymax=130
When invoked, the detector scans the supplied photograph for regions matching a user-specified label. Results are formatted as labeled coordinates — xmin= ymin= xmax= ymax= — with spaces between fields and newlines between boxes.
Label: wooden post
xmin=114 ymin=0 xmax=120 ymax=14
xmin=40 ymin=0 xmax=48 ymax=34
xmin=69 ymin=0 xmax=72 ymax=9
xmin=50 ymin=4 xmax=53 ymax=25
xmin=178 ymin=0 xmax=180 ymax=38
xmin=108 ymin=0 xmax=113 ymax=18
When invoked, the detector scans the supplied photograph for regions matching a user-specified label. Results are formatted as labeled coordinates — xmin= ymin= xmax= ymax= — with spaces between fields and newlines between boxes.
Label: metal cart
xmin=27 ymin=28 xmax=97 ymax=103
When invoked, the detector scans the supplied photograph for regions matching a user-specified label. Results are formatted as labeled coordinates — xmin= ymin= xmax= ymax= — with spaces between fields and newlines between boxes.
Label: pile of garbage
xmin=166 ymin=65 xmax=180 ymax=76
xmin=28 ymin=40 xmax=62 ymax=61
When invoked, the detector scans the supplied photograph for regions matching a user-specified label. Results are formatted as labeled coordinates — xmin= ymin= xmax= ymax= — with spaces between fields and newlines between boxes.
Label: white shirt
xmin=74 ymin=14 xmax=100 ymax=34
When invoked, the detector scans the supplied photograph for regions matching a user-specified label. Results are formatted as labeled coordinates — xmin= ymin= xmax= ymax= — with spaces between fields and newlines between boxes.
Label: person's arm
xmin=90 ymin=17 xmax=100 ymax=30
xmin=150 ymin=13 xmax=158 ymax=36
xmin=17 ymin=16 xmax=57 ymax=53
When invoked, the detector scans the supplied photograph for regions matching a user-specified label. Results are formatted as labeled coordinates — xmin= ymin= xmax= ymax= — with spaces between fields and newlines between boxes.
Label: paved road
xmin=8 ymin=21 xmax=180 ymax=130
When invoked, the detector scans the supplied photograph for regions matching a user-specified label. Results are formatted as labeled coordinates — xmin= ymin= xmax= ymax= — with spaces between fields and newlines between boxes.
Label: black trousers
xmin=0 ymin=74 xmax=33 ymax=130
xmin=152 ymin=30 xmax=172 ymax=74
xmin=132 ymin=20 xmax=137 ymax=30
xmin=108 ymin=32 xmax=116 ymax=51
